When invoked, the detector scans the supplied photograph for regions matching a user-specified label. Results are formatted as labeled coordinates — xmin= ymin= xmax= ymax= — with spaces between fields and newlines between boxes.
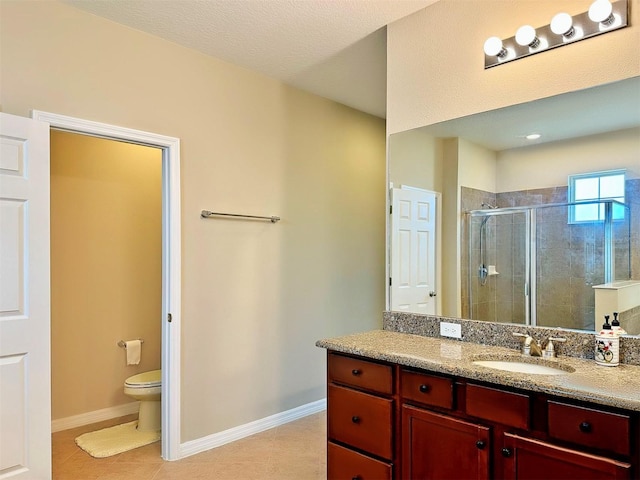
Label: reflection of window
xmin=568 ymin=170 xmax=626 ymax=223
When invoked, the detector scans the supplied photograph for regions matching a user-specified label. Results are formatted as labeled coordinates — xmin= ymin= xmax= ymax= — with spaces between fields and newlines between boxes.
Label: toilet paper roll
xmin=125 ymin=340 xmax=141 ymax=365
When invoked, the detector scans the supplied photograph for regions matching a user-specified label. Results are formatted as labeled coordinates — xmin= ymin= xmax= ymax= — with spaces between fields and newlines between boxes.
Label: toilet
xmin=124 ymin=369 xmax=161 ymax=432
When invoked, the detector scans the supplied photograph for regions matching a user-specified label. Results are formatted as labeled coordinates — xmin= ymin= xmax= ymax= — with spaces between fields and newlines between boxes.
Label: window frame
xmin=567 ymin=169 xmax=626 ymax=224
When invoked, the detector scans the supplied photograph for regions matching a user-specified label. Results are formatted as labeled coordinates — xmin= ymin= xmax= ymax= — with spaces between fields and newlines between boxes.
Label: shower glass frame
xmin=466 ymin=199 xmax=631 ymax=327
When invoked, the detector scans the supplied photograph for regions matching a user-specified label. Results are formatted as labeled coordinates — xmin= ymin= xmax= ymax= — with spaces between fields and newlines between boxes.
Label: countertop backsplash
xmin=383 ymin=311 xmax=640 ymax=366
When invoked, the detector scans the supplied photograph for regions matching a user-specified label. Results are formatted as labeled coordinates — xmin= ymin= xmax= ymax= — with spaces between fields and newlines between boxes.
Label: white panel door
xmin=390 ymin=187 xmax=437 ymax=314
xmin=0 ymin=113 xmax=51 ymax=479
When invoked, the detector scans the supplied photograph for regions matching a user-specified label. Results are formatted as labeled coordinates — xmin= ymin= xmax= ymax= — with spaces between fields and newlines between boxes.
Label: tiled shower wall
xmin=461 ymin=179 xmax=639 ymax=331
xmin=620 ymin=305 xmax=640 ymax=336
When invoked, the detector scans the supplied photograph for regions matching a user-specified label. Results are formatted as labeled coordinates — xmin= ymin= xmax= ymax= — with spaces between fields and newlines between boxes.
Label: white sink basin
xmin=472 ymin=360 xmax=571 ymax=375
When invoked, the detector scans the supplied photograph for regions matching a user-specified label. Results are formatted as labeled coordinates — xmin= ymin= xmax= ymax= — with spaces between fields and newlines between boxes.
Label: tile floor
xmin=52 ymin=411 xmax=326 ymax=479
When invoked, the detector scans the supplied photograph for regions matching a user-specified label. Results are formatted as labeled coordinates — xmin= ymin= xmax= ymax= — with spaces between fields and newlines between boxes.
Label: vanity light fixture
xmin=550 ymin=13 xmax=575 ymax=38
xmin=525 ymin=133 xmax=542 ymax=140
xmin=484 ymin=0 xmax=628 ymax=68
xmin=515 ymin=25 xmax=540 ymax=48
xmin=589 ymin=0 xmax=615 ymax=26
xmin=483 ymin=37 xmax=508 ymax=58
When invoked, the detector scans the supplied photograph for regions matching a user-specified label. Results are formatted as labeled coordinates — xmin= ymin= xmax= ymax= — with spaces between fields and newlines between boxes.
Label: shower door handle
xmin=429 ymin=291 xmax=437 ymax=297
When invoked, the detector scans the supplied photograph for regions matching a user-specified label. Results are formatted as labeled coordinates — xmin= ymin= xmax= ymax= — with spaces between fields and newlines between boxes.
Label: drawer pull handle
xmin=419 ymin=384 xmax=430 ymax=393
xmin=501 ymin=448 xmax=512 ymax=458
xmin=351 ymin=416 xmax=360 ymax=424
xmin=476 ymin=440 xmax=486 ymax=450
xmin=351 ymin=369 xmax=361 ymax=376
xmin=579 ymin=421 xmax=592 ymax=433
xmin=352 ymin=477 xmax=361 ymax=480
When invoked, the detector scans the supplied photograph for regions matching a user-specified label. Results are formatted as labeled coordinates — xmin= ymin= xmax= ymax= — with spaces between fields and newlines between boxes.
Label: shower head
xmin=481 ymin=203 xmax=498 ymax=209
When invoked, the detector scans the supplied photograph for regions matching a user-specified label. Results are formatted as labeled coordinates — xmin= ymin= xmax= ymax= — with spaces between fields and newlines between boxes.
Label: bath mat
xmin=75 ymin=421 xmax=160 ymax=458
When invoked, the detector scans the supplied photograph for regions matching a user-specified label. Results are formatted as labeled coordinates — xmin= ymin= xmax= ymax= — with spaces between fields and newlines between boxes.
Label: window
xmin=568 ymin=169 xmax=626 ymax=223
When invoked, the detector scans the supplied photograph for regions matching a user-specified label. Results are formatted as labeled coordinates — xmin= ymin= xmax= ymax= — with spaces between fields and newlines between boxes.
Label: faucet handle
xmin=542 ymin=337 xmax=566 ymax=359
xmin=548 ymin=336 xmax=566 ymax=343
xmin=513 ymin=332 xmax=536 ymax=355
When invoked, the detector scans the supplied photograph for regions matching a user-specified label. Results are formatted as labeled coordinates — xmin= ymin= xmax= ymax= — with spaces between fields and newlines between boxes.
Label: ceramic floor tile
xmin=151 ymin=462 xmax=220 ymax=480
xmin=211 ymin=460 xmax=275 ymax=480
xmin=53 ymin=411 xmax=327 ymax=479
xmin=95 ymin=462 xmax=162 ymax=480
xmin=113 ymin=442 xmax=163 ymax=464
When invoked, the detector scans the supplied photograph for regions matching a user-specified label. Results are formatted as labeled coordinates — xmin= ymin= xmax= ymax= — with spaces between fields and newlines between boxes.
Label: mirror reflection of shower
xmin=467 ymin=200 xmax=631 ymax=329
xmin=478 ymin=203 xmax=498 ymax=286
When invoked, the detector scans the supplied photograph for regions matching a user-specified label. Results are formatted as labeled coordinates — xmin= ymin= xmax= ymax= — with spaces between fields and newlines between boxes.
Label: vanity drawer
xmin=328 ymin=442 xmax=392 ymax=480
xmin=548 ymin=401 xmax=631 ymax=456
xmin=465 ymin=383 xmax=530 ymax=430
xmin=401 ymin=369 xmax=454 ymax=409
xmin=328 ymin=384 xmax=393 ymax=460
xmin=328 ymin=353 xmax=393 ymax=395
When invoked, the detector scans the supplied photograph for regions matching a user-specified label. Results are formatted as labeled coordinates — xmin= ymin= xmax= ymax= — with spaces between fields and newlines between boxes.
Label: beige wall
xmin=388 ymin=128 xmax=443 ymax=192
xmin=387 ymin=0 xmax=640 ymax=134
xmin=497 ymin=127 xmax=640 ymax=192
xmin=458 ymin=138 xmax=498 ymax=193
xmin=441 ymin=139 xmax=461 ymax=317
xmin=50 ymin=131 xmax=162 ymax=420
xmin=1 ymin=1 xmax=386 ymax=442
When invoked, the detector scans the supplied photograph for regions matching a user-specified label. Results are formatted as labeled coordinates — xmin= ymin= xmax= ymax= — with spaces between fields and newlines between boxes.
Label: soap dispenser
xmin=611 ymin=312 xmax=627 ymax=335
xmin=595 ymin=315 xmax=619 ymax=367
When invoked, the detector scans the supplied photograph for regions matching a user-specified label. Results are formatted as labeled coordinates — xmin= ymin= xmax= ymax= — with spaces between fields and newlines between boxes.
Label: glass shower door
xmin=535 ymin=203 xmax=604 ymax=330
xmin=468 ymin=210 xmax=528 ymax=324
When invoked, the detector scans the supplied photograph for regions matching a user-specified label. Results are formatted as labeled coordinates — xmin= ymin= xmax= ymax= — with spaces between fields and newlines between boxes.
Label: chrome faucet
xmin=512 ymin=332 xmax=542 ymax=356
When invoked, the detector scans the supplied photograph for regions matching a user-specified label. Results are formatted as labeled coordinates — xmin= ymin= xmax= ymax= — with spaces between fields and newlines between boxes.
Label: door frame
xmin=32 ymin=110 xmax=181 ymax=461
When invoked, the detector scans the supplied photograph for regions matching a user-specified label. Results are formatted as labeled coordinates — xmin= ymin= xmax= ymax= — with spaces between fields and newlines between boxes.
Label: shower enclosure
xmin=466 ymin=200 xmax=631 ymax=330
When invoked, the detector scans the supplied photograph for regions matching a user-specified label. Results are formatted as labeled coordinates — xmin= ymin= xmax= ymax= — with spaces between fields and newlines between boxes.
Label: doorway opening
xmin=33 ymin=110 xmax=181 ymax=461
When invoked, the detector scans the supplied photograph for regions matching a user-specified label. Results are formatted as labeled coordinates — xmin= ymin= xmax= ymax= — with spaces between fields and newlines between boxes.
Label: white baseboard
xmin=179 ymin=398 xmax=326 ymax=460
xmin=51 ymin=402 xmax=140 ymax=433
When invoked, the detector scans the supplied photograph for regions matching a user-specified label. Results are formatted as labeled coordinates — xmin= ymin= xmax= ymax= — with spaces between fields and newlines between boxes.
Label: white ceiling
xmin=64 ymin=0 xmax=439 ymax=118
xmin=409 ymin=76 xmax=640 ymax=151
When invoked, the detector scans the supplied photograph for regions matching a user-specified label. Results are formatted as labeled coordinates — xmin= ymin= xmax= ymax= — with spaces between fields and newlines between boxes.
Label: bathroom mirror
xmin=387 ymin=76 xmax=640 ymax=335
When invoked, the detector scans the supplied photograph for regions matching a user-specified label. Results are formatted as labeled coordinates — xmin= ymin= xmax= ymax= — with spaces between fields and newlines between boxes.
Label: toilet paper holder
xmin=117 ymin=339 xmax=144 ymax=348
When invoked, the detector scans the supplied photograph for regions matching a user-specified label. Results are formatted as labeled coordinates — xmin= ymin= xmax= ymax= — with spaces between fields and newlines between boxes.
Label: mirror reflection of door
xmin=390 ymin=187 xmax=437 ymax=314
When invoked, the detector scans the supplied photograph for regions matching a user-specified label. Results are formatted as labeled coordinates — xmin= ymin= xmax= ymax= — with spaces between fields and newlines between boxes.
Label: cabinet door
xmin=501 ymin=433 xmax=631 ymax=480
xmin=402 ymin=405 xmax=490 ymax=480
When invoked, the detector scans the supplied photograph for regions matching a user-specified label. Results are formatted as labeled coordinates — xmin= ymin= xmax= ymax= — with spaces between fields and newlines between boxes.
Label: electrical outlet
xmin=440 ymin=322 xmax=462 ymax=339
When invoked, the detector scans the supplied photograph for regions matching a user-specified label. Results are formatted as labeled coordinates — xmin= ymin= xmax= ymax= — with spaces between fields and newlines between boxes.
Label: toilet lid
xmin=125 ymin=369 xmax=161 ymax=387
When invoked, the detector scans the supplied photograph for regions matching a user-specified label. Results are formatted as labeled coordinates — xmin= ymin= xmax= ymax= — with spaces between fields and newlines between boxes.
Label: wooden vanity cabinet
xmin=327 ymin=352 xmax=395 ymax=480
xmin=402 ymin=405 xmax=490 ymax=480
xmin=325 ymin=351 xmax=638 ymax=480
xmin=501 ymin=433 xmax=632 ymax=480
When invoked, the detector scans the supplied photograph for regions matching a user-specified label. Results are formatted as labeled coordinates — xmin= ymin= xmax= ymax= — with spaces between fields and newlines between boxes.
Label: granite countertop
xmin=316 ymin=330 xmax=640 ymax=412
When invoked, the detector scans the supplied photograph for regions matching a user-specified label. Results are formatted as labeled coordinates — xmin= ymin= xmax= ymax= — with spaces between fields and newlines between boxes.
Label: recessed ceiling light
xmin=525 ymin=133 xmax=542 ymax=140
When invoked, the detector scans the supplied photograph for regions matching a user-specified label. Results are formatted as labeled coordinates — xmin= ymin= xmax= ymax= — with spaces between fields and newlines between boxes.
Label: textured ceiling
xmin=64 ymin=0 xmax=438 ymax=118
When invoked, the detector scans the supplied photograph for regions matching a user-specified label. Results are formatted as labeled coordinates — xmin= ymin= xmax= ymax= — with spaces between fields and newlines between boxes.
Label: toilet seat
xmin=124 ymin=369 xmax=161 ymax=389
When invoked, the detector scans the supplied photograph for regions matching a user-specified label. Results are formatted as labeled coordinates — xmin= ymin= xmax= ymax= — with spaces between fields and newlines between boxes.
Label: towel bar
xmin=201 ymin=210 xmax=280 ymax=223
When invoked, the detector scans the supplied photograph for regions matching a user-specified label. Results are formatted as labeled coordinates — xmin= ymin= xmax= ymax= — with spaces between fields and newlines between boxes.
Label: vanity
xmin=317 ymin=324 xmax=640 ymax=480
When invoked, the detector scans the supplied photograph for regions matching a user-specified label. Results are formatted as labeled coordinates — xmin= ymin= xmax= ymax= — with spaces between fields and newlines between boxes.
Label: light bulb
xmin=483 ymin=36 xmax=507 ymax=57
xmin=515 ymin=25 xmax=540 ymax=48
xmin=551 ymin=12 xmax=575 ymax=37
xmin=525 ymin=133 xmax=541 ymax=140
xmin=589 ymin=0 xmax=614 ymax=26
